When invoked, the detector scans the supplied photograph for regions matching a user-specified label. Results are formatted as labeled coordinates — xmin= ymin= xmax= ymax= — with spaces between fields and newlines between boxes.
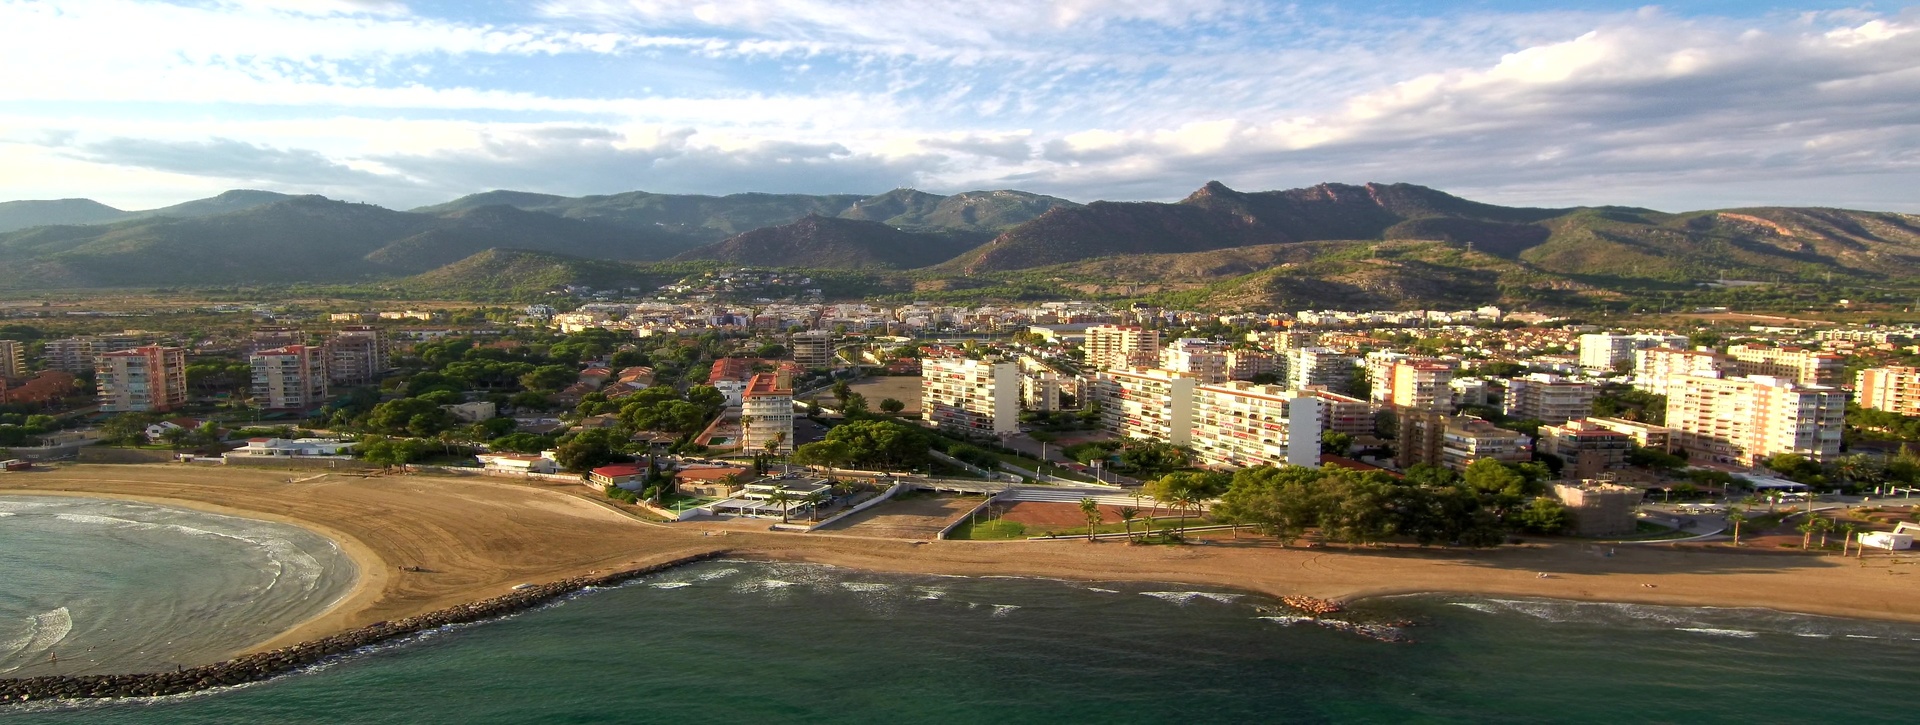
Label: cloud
xmin=70 ymin=137 xmax=390 ymax=187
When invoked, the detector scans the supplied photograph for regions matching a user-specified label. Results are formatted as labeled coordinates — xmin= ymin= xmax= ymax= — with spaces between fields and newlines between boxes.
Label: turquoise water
xmin=0 ymin=496 xmax=356 ymax=677
xmin=5 ymin=558 xmax=1918 ymax=723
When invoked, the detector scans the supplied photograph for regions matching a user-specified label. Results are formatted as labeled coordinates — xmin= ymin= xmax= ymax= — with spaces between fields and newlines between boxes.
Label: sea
xmin=5 ymin=498 xmax=1920 ymax=724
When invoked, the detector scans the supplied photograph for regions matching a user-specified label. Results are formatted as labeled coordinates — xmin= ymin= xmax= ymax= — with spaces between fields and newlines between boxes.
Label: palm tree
xmin=1169 ymin=490 xmax=1200 ymax=540
xmin=1118 ymin=506 xmax=1140 ymax=543
xmin=1842 ymin=522 xmax=1860 ymax=556
xmin=1727 ymin=512 xmax=1747 ymax=546
xmin=802 ymin=490 xmax=827 ymax=522
xmin=738 ymin=414 xmax=753 ymax=454
xmin=1815 ymin=516 xmax=1833 ymax=549
xmin=1078 ymin=497 xmax=1102 ymax=542
xmin=767 ymin=488 xmax=794 ymax=524
xmin=832 ymin=479 xmax=857 ymax=499
xmin=1798 ymin=518 xmax=1817 ymax=550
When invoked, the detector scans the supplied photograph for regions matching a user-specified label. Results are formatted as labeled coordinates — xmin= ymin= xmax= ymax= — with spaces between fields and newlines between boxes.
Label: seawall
xmin=0 ymin=550 xmax=731 ymax=703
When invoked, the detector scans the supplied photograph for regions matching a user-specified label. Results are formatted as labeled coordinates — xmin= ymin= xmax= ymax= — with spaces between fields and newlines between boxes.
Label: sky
xmin=1 ymin=1 xmax=1916 ymax=212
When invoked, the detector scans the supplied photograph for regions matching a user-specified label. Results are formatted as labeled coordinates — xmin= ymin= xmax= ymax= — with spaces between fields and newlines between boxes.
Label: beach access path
xmin=5 ymin=463 xmax=1920 ymax=668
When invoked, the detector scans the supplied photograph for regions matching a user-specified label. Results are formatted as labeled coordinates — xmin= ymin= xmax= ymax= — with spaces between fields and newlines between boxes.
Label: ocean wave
xmin=1141 ymin=591 xmax=1243 ymax=605
xmin=1676 ymin=627 xmax=1759 ymax=638
xmin=697 ymin=568 xmax=740 ymax=581
xmin=0 ymin=606 xmax=73 ymax=668
xmin=989 ymin=604 xmax=1020 ymax=618
xmin=1257 ymin=615 xmax=1314 ymax=626
xmin=916 ymin=588 xmax=945 ymax=600
xmin=649 ymin=582 xmax=692 ymax=590
xmin=1447 ymin=602 xmax=1498 ymax=614
xmin=1084 ymin=587 xmax=1119 ymax=594
xmin=839 ymin=583 xmax=891 ymax=593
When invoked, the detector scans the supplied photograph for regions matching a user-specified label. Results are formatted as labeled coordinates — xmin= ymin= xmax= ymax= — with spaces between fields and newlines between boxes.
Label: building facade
xmin=920 ymin=357 xmax=1020 ymax=436
xmin=0 ymin=339 xmax=23 ymax=379
xmin=1286 ymin=347 xmax=1356 ymax=394
xmin=1857 ymin=366 xmax=1920 ymax=417
xmin=96 ymin=345 xmax=188 ymax=413
xmin=250 ymin=344 xmax=329 ymax=410
xmin=325 ymin=326 xmax=390 ymax=385
xmin=1158 ymin=339 xmax=1229 ymax=384
xmin=1084 ymin=325 xmax=1163 ymax=370
xmin=1503 ymin=373 xmax=1595 ymax=425
xmin=740 ymin=373 xmax=794 ymax=454
xmin=1584 ymin=416 xmax=1674 ymax=452
xmin=789 ymin=330 xmax=836 ymax=369
xmin=1633 ymin=347 xmax=1732 ymax=397
xmin=1724 ymin=344 xmax=1845 ymax=387
xmin=1578 ymin=333 xmax=1687 ymax=369
xmin=1665 ymin=374 xmax=1847 ymax=466
xmin=1535 ymin=419 xmax=1631 ymax=480
xmin=1090 ymin=368 xmax=1195 ymax=445
xmin=1189 ymin=382 xmax=1323 ymax=470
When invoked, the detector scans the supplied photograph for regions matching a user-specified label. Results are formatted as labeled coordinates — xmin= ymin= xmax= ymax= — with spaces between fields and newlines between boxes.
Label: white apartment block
xmin=1578 ymin=333 xmax=1686 ymax=369
xmin=326 ymin=326 xmax=390 ymax=385
xmin=1665 ymin=374 xmax=1846 ymax=466
xmin=1634 ymin=347 xmax=1732 ymax=397
xmin=1503 ymin=373 xmax=1595 ymax=425
xmin=1084 ymin=325 xmax=1163 ymax=370
xmin=1158 ymin=339 xmax=1228 ymax=384
xmin=1090 ymin=368 xmax=1195 ymax=445
xmin=1022 ymin=370 xmax=1063 ymax=412
xmin=1189 ymin=381 xmax=1323 ymax=470
xmin=250 ymin=344 xmax=329 ymax=410
xmin=45 ymin=334 xmax=143 ymax=374
xmin=97 ymin=345 xmax=188 ymax=413
xmin=741 ymin=373 xmax=794 ymax=453
xmin=1724 ymin=344 xmax=1845 ymax=387
xmin=1857 ymin=366 xmax=1920 ymax=417
xmin=0 ymin=339 xmax=23 ymax=379
xmin=789 ymin=330 xmax=836 ymax=369
xmin=1286 ymin=347 xmax=1356 ymax=394
xmin=1387 ymin=361 xmax=1454 ymax=412
xmin=921 ymin=358 xmax=1019 ymax=436
xmin=1225 ymin=349 xmax=1280 ymax=381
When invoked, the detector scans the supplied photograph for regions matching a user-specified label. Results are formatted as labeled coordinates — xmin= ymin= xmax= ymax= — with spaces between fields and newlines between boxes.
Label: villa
xmin=226 ymin=438 xmax=357 ymax=459
xmin=476 ymin=451 xmax=561 ymax=475
xmin=710 ymin=475 xmax=834 ymax=519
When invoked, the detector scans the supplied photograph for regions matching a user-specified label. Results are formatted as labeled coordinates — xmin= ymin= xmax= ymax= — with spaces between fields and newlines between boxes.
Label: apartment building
xmin=921 ymin=357 xmax=1020 ymax=436
xmin=44 ymin=333 xmax=142 ymax=374
xmin=1084 ymin=325 xmax=1163 ymax=370
xmin=96 ymin=345 xmax=188 ymax=413
xmin=1286 ymin=347 xmax=1356 ymax=394
xmin=1158 ymin=339 xmax=1228 ymax=384
xmin=244 ymin=327 xmax=305 ymax=356
xmin=250 ymin=344 xmax=329 ymax=410
xmin=1090 ymin=368 xmax=1195 ymax=445
xmin=1022 ymin=369 xmax=1063 ymax=412
xmin=1633 ymin=347 xmax=1732 ymax=397
xmin=1400 ymin=414 xmax=1530 ymax=471
xmin=325 ymin=326 xmax=390 ymax=385
xmin=1503 ymin=373 xmax=1595 ymax=425
xmin=1225 ymin=349 xmax=1280 ymax=381
xmin=1578 ymin=333 xmax=1687 ymax=369
xmin=1303 ymin=387 xmax=1374 ymax=437
xmin=1387 ymin=361 xmax=1454 ymax=412
xmin=1665 ymin=374 xmax=1846 ymax=466
xmin=1535 ymin=419 xmax=1631 ymax=480
xmin=1724 ymin=344 xmax=1845 ymax=386
xmin=789 ymin=329 xmax=836 ymax=369
xmin=0 ymin=339 xmax=23 ymax=379
xmin=740 ymin=373 xmax=794 ymax=454
xmin=1857 ymin=366 xmax=1920 ymax=417
xmin=1189 ymin=381 xmax=1323 ymax=470
xmin=1247 ymin=330 xmax=1317 ymax=350
xmin=1584 ymin=416 xmax=1674 ymax=452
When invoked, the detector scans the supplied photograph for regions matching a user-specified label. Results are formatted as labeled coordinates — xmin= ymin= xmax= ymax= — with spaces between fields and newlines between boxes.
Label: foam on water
xmin=648 ymin=582 xmax=692 ymax=590
xmin=1676 ymin=627 xmax=1759 ymax=638
xmin=1141 ymin=591 xmax=1243 ymax=605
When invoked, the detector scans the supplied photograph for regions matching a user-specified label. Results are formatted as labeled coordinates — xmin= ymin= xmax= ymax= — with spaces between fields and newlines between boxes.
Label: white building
xmin=1285 ymin=347 xmax=1356 ymax=394
xmin=741 ymin=373 xmax=794 ymax=454
xmin=921 ymin=357 xmax=1020 ymax=436
xmin=789 ymin=330 xmax=836 ymax=369
xmin=1090 ymin=368 xmax=1195 ymax=445
xmin=1665 ymin=374 xmax=1846 ymax=466
xmin=1158 ymin=339 xmax=1229 ymax=384
xmin=1189 ymin=382 xmax=1323 ymax=470
xmin=1579 ymin=333 xmax=1687 ymax=369
xmin=1084 ymin=325 xmax=1163 ymax=370
xmin=250 ymin=344 xmax=329 ymax=411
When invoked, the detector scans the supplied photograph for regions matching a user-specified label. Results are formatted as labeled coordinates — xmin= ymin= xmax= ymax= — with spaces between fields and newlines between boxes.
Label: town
xmin=4 ymin=289 xmax=1918 ymax=553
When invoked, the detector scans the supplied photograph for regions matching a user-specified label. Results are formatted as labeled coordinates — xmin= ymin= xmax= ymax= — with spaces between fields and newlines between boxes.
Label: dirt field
xmin=806 ymin=375 xmax=923 ymax=415
xmin=814 ymin=492 xmax=983 ymax=539
xmin=11 ymin=463 xmax=1920 ymax=664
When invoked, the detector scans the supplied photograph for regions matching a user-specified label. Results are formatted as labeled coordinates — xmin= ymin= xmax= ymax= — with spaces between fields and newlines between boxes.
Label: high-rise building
xmin=1189 ymin=381 xmax=1323 ymax=470
xmin=921 ymin=357 xmax=1020 ymax=436
xmin=0 ymin=339 xmax=24 ymax=379
xmin=1665 ymin=374 xmax=1846 ymax=466
xmin=44 ymin=334 xmax=143 ymax=374
xmin=1388 ymin=361 xmax=1454 ymax=412
xmin=325 ymin=326 xmax=390 ymax=385
xmin=1857 ymin=366 xmax=1920 ymax=417
xmin=1303 ymin=387 xmax=1375 ymax=437
xmin=789 ymin=330 xmax=836 ymax=369
xmin=1724 ymin=344 xmax=1845 ymax=386
xmin=1090 ymin=368 xmax=1195 ymax=445
xmin=1022 ymin=370 xmax=1062 ymax=412
xmin=250 ymin=345 xmax=329 ymax=410
xmin=1584 ymin=416 xmax=1674 ymax=452
xmin=1438 ymin=416 xmax=1531 ymax=471
xmin=1286 ymin=347 xmax=1356 ymax=394
xmin=1224 ymin=349 xmax=1280 ymax=381
xmin=1578 ymin=333 xmax=1687 ymax=369
xmin=1535 ymin=419 xmax=1631 ymax=480
xmin=1084 ymin=325 xmax=1163 ymax=370
xmin=1633 ymin=347 xmax=1733 ymax=397
xmin=245 ymin=327 xmax=305 ymax=356
xmin=96 ymin=345 xmax=187 ymax=413
xmin=1503 ymin=373 xmax=1595 ymax=425
xmin=740 ymin=373 xmax=794 ymax=454
xmin=1157 ymin=339 xmax=1228 ymax=384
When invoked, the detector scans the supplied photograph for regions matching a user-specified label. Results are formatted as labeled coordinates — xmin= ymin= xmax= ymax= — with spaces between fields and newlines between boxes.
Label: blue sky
xmin=1 ymin=1 xmax=1916 ymax=212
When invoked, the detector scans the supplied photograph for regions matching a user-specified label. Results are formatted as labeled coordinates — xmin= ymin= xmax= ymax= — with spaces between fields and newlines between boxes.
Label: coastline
xmin=4 ymin=463 xmax=1920 ymax=699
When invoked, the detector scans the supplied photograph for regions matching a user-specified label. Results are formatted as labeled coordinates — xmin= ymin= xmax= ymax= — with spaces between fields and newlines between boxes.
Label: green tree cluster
xmin=1212 ymin=459 xmax=1563 ymax=548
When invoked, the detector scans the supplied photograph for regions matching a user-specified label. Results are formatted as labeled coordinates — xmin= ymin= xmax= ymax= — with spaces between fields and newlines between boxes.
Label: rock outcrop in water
xmin=0 ymin=550 xmax=731 ymax=702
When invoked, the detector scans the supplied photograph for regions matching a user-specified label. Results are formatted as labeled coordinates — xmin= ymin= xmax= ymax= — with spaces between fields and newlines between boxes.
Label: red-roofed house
xmin=588 ymin=462 xmax=647 ymax=489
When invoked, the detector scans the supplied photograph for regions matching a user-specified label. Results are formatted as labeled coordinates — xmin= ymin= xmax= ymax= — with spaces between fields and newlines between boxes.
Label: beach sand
xmin=5 ymin=463 xmax=1919 ymax=664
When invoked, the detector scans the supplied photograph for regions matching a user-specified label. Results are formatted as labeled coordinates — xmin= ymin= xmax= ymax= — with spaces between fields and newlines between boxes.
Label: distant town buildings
xmin=1723 ymin=343 xmax=1845 ymax=387
xmin=96 ymin=345 xmax=188 ymax=413
xmin=1578 ymin=332 xmax=1686 ymax=369
xmin=45 ymin=333 xmax=143 ymax=374
xmin=1633 ymin=347 xmax=1732 ymax=397
xmin=1084 ymin=325 xmax=1163 ymax=370
xmin=0 ymin=339 xmax=23 ymax=379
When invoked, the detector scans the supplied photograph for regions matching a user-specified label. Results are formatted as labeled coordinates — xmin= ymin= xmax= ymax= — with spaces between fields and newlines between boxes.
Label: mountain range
xmin=1 ymin=181 xmax=1915 ymax=309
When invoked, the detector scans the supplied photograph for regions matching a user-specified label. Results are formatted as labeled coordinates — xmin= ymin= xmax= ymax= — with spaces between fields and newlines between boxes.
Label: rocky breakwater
xmin=1 ymin=550 xmax=732 ymax=703
xmin=1265 ymin=595 xmax=1414 ymax=644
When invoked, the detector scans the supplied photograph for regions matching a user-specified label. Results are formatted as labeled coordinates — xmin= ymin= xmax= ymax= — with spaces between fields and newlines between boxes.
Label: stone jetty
xmin=1278 ymin=595 xmax=1345 ymax=616
xmin=1 ymin=550 xmax=731 ymax=703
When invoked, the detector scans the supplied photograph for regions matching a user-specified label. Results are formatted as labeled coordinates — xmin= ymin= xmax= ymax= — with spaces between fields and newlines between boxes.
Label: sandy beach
xmin=5 ymin=463 xmax=1919 ymax=665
